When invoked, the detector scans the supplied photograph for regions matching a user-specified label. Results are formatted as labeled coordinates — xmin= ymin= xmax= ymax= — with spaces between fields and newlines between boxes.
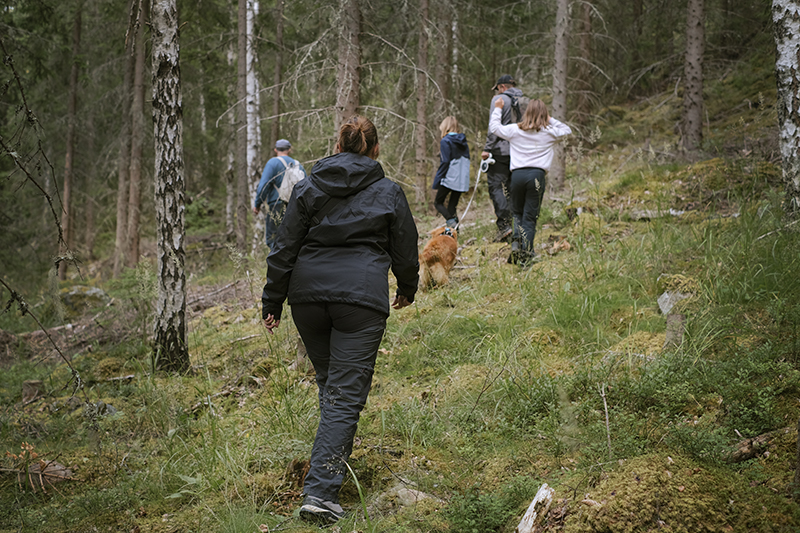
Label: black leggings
xmin=434 ymin=186 xmax=462 ymax=221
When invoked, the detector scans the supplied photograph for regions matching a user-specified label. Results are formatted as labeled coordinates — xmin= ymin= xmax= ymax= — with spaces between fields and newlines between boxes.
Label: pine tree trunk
xmin=335 ymin=0 xmax=361 ymax=134
xmin=773 ymin=0 xmax=800 ymax=219
xmin=682 ymin=0 xmax=704 ymax=152
xmin=236 ymin=0 xmax=249 ymax=251
xmin=550 ymin=0 xmax=569 ymax=193
xmin=226 ymin=153 xmax=235 ymax=238
xmin=434 ymin=0 xmax=452 ymax=122
xmin=58 ymin=4 xmax=81 ymax=281
xmin=84 ymin=113 xmax=96 ymax=260
xmin=270 ymin=0 xmax=284 ymax=149
xmin=415 ymin=0 xmax=429 ymax=206
xmin=151 ymin=0 xmax=188 ymax=373
xmin=113 ymin=0 xmax=138 ymax=278
xmin=84 ymin=194 xmax=95 ymax=259
xmin=226 ymin=44 xmax=236 ymax=240
xmin=126 ymin=0 xmax=149 ymax=267
xmin=575 ymin=1 xmax=593 ymax=125
xmin=633 ymin=0 xmax=643 ymax=39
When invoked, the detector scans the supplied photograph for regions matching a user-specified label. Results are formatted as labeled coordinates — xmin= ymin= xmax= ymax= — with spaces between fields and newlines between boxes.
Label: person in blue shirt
xmin=432 ymin=116 xmax=470 ymax=228
xmin=253 ymin=139 xmax=306 ymax=249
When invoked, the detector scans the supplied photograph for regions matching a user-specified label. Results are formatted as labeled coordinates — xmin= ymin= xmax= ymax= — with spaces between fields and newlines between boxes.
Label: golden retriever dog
xmin=419 ymin=226 xmax=458 ymax=289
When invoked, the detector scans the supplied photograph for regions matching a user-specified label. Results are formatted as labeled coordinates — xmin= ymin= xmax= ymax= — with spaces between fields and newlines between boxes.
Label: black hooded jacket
xmin=261 ymin=151 xmax=420 ymax=320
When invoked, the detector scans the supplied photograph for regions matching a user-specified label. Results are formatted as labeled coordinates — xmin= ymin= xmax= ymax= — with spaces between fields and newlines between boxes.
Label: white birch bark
xmin=772 ymin=0 xmax=800 ymax=219
xmin=151 ymin=0 xmax=188 ymax=372
xmin=516 ymin=484 xmax=555 ymax=533
xmin=247 ymin=0 xmax=263 ymax=254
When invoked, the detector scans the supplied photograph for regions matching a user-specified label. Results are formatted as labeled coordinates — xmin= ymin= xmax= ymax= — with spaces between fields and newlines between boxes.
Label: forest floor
xmin=3 ymin=50 xmax=800 ymax=532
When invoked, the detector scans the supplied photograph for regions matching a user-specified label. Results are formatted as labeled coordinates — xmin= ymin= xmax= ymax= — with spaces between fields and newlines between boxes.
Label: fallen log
xmin=727 ymin=426 xmax=793 ymax=463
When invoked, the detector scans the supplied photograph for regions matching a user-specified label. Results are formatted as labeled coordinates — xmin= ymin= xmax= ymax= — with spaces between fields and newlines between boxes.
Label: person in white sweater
xmin=489 ymin=97 xmax=571 ymax=264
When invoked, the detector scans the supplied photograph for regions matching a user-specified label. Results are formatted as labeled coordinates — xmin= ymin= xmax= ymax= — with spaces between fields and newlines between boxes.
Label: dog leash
xmin=456 ymin=156 xmax=494 ymax=231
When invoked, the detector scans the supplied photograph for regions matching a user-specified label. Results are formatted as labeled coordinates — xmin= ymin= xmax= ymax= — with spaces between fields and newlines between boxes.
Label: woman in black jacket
xmin=261 ymin=116 xmax=420 ymax=524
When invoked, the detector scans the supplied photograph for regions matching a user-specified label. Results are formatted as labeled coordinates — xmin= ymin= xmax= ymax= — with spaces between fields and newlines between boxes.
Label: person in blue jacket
xmin=253 ymin=139 xmax=306 ymax=249
xmin=432 ymin=116 xmax=470 ymax=228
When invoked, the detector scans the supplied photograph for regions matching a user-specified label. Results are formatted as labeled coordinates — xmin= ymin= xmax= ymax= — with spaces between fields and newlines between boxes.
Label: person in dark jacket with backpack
xmin=433 ymin=116 xmax=470 ymax=228
xmin=253 ymin=139 xmax=306 ymax=249
xmin=481 ymin=74 xmax=526 ymax=242
xmin=261 ymin=116 xmax=419 ymax=524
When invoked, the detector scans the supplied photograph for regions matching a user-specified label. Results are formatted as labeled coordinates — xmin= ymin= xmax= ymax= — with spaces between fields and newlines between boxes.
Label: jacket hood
xmin=444 ymin=132 xmax=468 ymax=149
xmin=309 ymin=152 xmax=385 ymax=198
xmin=504 ymin=87 xmax=523 ymax=98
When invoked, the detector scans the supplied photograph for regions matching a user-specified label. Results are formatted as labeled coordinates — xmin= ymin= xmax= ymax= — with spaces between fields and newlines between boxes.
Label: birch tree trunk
xmin=58 ymin=4 xmax=82 ymax=280
xmin=236 ymin=0 xmax=249 ymax=250
xmin=270 ymin=0 xmax=285 ymax=150
xmin=246 ymin=0 xmax=263 ymax=255
xmin=335 ymin=0 xmax=361 ymax=134
xmin=113 ymin=0 xmax=138 ymax=277
xmin=126 ymin=0 xmax=149 ymax=267
xmin=550 ymin=0 xmax=569 ymax=193
xmin=772 ymin=0 xmax=800 ymax=219
xmin=415 ymin=0 xmax=429 ymax=206
xmin=151 ymin=0 xmax=188 ymax=372
xmin=682 ymin=0 xmax=704 ymax=152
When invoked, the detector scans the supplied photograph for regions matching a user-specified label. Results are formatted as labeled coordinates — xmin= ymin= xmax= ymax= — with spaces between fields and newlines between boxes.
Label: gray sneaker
xmin=299 ymin=495 xmax=345 ymax=524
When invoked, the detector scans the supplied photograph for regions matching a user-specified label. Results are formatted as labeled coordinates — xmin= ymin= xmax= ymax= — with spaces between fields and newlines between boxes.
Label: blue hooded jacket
xmin=433 ymin=133 xmax=470 ymax=192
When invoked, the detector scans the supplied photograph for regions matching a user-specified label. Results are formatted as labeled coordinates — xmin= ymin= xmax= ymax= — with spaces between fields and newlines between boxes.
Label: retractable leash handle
xmin=456 ymin=156 xmax=494 ymax=231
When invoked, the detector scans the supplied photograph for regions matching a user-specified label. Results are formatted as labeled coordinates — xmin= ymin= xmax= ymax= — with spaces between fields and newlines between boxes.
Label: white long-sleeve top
xmin=488 ymin=107 xmax=572 ymax=171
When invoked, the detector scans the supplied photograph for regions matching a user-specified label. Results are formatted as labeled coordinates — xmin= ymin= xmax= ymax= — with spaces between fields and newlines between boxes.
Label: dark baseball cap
xmin=275 ymin=139 xmax=292 ymax=150
xmin=492 ymin=74 xmax=516 ymax=90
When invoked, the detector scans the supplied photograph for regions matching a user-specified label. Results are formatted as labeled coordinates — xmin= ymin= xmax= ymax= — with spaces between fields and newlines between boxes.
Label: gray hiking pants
xmin=291 ymin=302 xmax=387 ymax=503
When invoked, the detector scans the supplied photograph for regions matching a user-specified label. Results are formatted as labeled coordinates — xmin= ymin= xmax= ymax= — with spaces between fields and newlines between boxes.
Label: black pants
xmin=486 ymin=154 xmax=511 ymax=230
xmin=434 ymin=186 xmax=462 ymax=222
xmin=291 ymin=302 xmax=387 ymax=503
xmin=509 ymin=167 xmax=546 ymax=253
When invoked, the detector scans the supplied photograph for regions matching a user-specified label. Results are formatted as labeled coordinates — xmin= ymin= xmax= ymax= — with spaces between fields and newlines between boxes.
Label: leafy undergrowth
xmin=3 ymin=54 xmax=800 ymax=533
